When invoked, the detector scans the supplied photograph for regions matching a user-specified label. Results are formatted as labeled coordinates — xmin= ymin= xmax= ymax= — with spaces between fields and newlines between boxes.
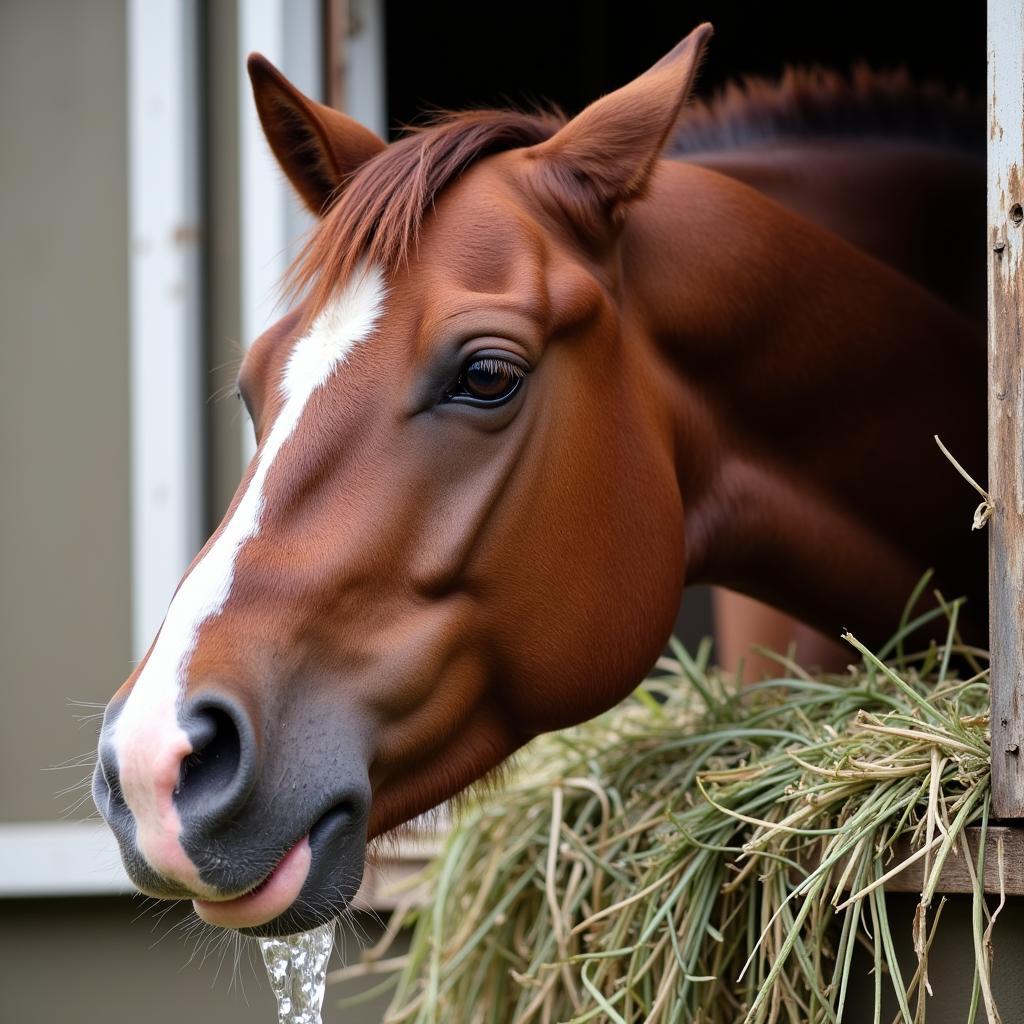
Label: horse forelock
xmin=287 ymin=108 xmax=565 ymax=325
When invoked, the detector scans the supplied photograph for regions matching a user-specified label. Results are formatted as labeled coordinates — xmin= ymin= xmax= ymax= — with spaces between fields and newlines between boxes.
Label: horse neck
xmin=687 ymin=139 xmax=985 ymax=320
xmin=621 ymin=161 xmax=987 ymax=645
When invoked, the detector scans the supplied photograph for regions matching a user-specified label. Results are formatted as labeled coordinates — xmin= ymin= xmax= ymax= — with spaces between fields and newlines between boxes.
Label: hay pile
xmin=340 ymin=588 xmax=1002 ymax=1023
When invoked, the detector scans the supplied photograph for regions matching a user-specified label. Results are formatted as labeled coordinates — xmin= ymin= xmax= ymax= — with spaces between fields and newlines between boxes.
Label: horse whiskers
xmin=210 ymin=927 xmax=246 ymax=994
xmin=181 ymin=915 xmax=232 ymax=972
xmin=208 ymin=379 xmax=244 ymax=406
xmin=348 ymin=894 xmax=386 ymax=934
xmin=66 ymin=699 xmax=107 ymax=728
xmin=118 ymin=881 xmax=384 ymax=1004
xmin=130 ymin=894 xmax=174 ymax=929
xmin=48 ymin=712 xmax=103 ymax=815
xmin=72 ymin=711 xmax=105 ymax=726
xmin=135 ymin=899 xmax=194 ymax=954
xmin=54 ymin=773 xmax=95 ymax=799
xmin=209 ymin=341 xmax=245 ymax=367
xmin=59 ymin=790 xmax=99 ymax=819
xmin=43 ymin=749 xmax=98 ymax=771
xmin=332 ymin=899 xmax=371 ymax=948
xmin=201 ymin=927 xmax=232 ymax=979
xmin=225 ymin=931 xmax=254 ymax=1004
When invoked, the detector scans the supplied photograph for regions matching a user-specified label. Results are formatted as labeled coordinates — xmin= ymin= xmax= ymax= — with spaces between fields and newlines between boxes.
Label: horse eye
xmin=448 ymin=356 xmax=525 ymax=406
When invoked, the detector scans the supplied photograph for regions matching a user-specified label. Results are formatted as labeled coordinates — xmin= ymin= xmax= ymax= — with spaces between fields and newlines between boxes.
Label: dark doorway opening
xmin=384 ymin=1 xmax=984 ymax=136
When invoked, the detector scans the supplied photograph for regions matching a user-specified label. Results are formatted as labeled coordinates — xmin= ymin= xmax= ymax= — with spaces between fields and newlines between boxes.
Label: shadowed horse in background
xmin=93 ymin=25 xmax=985 ymax=936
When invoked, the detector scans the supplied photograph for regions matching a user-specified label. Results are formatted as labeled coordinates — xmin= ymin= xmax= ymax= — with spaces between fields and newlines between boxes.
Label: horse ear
xmin=530 ymin=24 xmax=712 ymax=215
xmin=247 ymin=53 xmax=386 ymax=216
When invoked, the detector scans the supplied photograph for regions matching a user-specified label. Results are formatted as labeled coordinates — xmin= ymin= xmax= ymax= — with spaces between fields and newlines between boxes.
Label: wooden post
xmin=324 ymin=0 xmax=348 ymax=111
xmin=321 ymin=0 xmax=386 ymax=137
xmin=988 ymin=0 xmax=1024 ymax=819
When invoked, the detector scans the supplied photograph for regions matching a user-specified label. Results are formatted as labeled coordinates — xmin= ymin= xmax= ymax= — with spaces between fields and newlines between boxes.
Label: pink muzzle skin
xmin=115 ymin=715 xmax=214 ymax=896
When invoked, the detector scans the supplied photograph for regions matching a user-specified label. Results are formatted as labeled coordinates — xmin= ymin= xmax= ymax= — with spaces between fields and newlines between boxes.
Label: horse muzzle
xmin=92 ymin=691 xmax=372 ymax=936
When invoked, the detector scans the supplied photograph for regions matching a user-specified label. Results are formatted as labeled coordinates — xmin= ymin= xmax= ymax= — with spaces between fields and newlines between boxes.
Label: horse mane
xmin=289 ymin=67 xmax=981 ymax=321
xmin=287 ymin=109 xmax=565 ymax=320
xmin=669 ymin=65 xmax=982 ymax=158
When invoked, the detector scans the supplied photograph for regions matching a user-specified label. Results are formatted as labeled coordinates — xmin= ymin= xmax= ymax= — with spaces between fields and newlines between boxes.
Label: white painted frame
xmin=127 ymin=0 xmax=204 ymax=657
xmin=987 ymin=0 xmax=1024 ymax=819
xmin=237 ymin=0 xmax=323 ymax=460
xmin=236 ymin=0 xmax=386 ymax=460
xmin=344 ymin=0 xmax=388 ymax=138
xmin=0 ymin=821 xmax=436 ymax=904
xmin=0 ymin=823 xmax=132 ymax=897
xmin=0 ymin=0 xmax=207 ymax=898
xmin=1 ymin=0 xmax=394 ymax=902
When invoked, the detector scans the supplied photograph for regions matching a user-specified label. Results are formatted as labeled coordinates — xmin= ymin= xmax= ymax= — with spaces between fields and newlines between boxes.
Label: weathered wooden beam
xmin=324 ymin=0 xmax=348 ymax=111
xmin=360 ymin=830 xmax=1024 ymax=909
xmin=878 ymin=826 xmax=1024 ymax=896
xmin=988 ymin=0 xmax=1024 ymax=820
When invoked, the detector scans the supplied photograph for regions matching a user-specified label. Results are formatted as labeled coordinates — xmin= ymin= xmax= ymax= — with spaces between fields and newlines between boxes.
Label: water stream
xmin=260 ymin=924 xmax=335 ymax=1024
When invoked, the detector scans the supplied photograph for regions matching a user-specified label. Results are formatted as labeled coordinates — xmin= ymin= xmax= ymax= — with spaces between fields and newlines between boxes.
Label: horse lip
xmin=223 ymin=801 xmax=356 ymax=900
xmin=204 ymin=844 xmax=302 ymax=902
xmin=193 ymin=836 xmax=313 ymax=929
xmin=232 ymin=799 xmax=367 ymax=937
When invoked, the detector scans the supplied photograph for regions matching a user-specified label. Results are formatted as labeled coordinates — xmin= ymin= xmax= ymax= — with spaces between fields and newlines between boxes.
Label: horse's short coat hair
xmin=669 ymin=65 xmax=981 ymax=157
xmin=94 ymin=25 xmax=987 ymax=938
xmin=290 ymin=65 xmax=980 ymax=326
xmin=289 ymin=110 xmax=565 ymax=320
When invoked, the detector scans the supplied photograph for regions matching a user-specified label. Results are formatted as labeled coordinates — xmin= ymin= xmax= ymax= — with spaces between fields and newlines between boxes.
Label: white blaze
xmin=112 ymin=265 xmax=387 ymax=886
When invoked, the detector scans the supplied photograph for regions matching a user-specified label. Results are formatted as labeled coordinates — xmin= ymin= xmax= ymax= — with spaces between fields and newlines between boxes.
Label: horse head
xmin=94 ymin=26 xmax=712 ymax=935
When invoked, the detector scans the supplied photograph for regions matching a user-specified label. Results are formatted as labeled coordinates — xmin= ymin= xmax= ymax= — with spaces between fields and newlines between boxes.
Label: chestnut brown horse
xmin=94 ymin=25 xmax=985 ymax=936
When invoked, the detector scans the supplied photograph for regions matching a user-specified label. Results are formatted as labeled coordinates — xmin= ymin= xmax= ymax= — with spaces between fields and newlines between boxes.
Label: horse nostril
xmin=179 ymin=706 xmax=240 ymax=793
xmin=176 ymin=696 xmax=254 ymax=822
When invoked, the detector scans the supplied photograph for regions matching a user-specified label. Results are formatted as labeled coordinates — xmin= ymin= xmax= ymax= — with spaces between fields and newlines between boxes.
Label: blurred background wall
xmin=0 ymin=1 xmax=983 ymax=1021
xmin=2 ymin=0 xmax=132 ymax=826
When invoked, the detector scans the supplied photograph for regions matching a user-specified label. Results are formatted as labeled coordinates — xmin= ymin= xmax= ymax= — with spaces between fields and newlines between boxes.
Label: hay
xmin=339 ymin=587 xmax=1001 ymax=1023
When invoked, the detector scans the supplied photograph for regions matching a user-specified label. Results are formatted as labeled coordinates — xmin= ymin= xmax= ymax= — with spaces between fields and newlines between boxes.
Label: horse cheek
xmin=501 ymin=448 xmax=684 ymax=735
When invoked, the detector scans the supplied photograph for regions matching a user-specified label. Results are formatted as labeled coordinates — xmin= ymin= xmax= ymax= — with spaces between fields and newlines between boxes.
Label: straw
xmin=339 ymin=597 xmax=997 ymax=1024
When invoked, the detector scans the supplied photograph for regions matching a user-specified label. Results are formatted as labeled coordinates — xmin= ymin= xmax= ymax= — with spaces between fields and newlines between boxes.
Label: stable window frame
xmin=7 ymin=0 xmax=1017 ymax=902
xmin=986 ymin=0 xmax=1024 ymax=822
xmin=0 ymin=0 xmax=399 ymax=903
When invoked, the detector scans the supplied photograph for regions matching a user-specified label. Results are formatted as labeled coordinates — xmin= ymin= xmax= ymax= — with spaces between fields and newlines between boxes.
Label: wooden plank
xmin=360 ymin=828 xmax=1024 ymax=909
xmin=127 ymin=0 xmax=204 ymax=657
xmin=873 ymin=827 xmax=1024 ymax=896
xmin=325 ymin=0 xmax=386 ymax=137
xmin=988 ymin=0 xmax=1024 ymax=820
xmin=323 ymin=0 xmax=348 ymax=111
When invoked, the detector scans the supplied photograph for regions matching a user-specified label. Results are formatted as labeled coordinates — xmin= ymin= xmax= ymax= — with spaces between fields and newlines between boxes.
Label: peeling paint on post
xmin=988 ymin=0 xmax=1024 ymax=819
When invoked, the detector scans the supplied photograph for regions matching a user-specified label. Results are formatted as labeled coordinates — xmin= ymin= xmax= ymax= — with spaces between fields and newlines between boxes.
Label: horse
xmin=93 ymin=24 xmax=986 ymax=936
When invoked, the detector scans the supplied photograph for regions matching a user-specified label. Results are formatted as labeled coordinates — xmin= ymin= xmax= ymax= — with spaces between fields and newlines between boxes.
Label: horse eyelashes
xmin=470 ymin=357 xmax=526 ymax=379
xmin=446 ymin=355 xmax=527 ymax=406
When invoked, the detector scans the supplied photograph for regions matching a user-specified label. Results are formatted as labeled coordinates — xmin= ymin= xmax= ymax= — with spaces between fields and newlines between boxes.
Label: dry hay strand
xmin=337 ymin=584 xmax=1002 ymax=1024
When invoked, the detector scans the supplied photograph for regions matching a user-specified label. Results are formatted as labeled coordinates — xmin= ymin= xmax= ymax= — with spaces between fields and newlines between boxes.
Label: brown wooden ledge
xmin=877 ymin=826 xmax=1024 ymax=896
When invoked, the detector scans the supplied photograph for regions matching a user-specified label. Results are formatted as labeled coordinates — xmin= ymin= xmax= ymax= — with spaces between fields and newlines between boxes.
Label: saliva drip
xmin=260 ymin=923 xmax=334 ymax=1024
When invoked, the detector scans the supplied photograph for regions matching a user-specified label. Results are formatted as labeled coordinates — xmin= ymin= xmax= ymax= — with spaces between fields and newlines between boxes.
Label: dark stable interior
xmin=383 ymin=0 xmax=984 ymax=136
